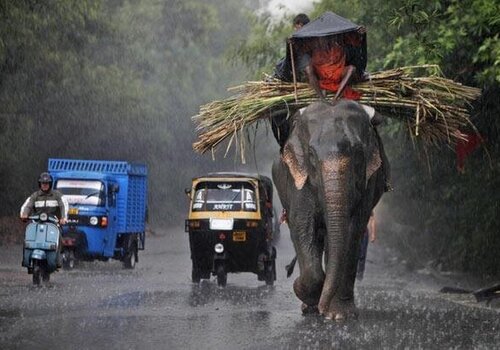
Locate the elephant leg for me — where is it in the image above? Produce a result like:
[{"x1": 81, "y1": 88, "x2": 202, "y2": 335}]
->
[
  {"x1": 273, "y1": 159, "x2": 324, "y2": 307},
  {"x1": 328, "y1": 213, "x2": 370, "y2": 320},
  {"x1": 288, "y1": 191, "x2": 325, "y2": 310}
]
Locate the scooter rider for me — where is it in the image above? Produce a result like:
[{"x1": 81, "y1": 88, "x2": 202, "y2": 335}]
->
[{"x1": 20, "y1": 172, "x2": 68, "y2": 267}]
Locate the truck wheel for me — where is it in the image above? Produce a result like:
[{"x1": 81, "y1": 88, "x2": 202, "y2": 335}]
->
[
  {"x1": 63, "y1": 250, "x2": 76, "y2": 270},
  {"x1": 123, "y1": 243, "x2": 137, "y2": 269},
  {"x1": 216, "y1": 265, "x2": 227, "y2": 287},
  {"x1": 33, "y1": 262, "x2": 41, "y2": 286}
]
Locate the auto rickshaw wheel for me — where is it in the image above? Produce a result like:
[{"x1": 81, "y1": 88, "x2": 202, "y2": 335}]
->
[
  {"x1": 192, "y1": 268, "x2": 201, "y2": 283},
  {"x1": 32, "y1": 262, "x2": 41, "y2": 286},
  {"x1": 216, "y1": 265, "x2": 227, "y2": 287},
  {"x1": 264, "y1": 260, "x2": 276, "y2": 286}
]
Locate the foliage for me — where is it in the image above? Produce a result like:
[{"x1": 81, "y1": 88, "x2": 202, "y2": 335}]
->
[
  {"x1": 385, "y1": 0, "x2": 500, "y2": 85},
  {"x1": 228, "y1": 10, "x2": 293, "y2": 78},
  {"x1": 379, "y1": 0, "x2": 500, "y2": 277}
]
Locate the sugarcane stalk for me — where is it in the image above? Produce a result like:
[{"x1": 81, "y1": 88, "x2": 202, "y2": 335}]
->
[{"x1": 192, "y1": 65, "x2": 481, "y2": 156}]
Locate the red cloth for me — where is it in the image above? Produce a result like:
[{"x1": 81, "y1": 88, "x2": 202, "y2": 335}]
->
[
  {"x1": 455, "y1": 133, "x2": 483, "y2": 172},
  {"x1": 311, "y1": 45, "x2": 361, "y2": 100}
]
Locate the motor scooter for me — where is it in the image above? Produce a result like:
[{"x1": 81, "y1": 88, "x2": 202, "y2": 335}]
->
[{"x1": 22, "y1": 213, "x2": 61, "y2": 285}]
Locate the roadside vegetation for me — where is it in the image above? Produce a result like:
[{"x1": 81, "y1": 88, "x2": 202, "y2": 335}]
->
[{"x1": 0, "y1": 0, "x2": 254, "y2": 232}]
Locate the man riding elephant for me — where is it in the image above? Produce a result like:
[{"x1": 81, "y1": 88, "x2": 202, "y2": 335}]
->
[{"x1": 291, "y1": 12, "x2": 392, "y2": 191}]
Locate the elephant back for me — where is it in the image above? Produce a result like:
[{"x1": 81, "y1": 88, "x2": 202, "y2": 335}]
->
[{"x1": 296, "y1": 100, "x2": 373, "y2": 152}]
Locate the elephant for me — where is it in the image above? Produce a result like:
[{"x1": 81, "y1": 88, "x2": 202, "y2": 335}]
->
[{"x1": 271, "y1": 99, "x2": 387, "y2": 320}]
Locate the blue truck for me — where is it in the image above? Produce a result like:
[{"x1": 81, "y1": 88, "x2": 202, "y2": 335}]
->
[{"x1": 48, "y1": 158, "x2": 148, "y2": 269}]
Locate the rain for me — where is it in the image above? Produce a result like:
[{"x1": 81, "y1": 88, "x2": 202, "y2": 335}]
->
[{"x1": 1, "y1": 0, "x2": 499, "y2": 349}]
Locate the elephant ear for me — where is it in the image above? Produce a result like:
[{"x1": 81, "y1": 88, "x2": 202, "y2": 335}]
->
[
  {"x1": 282, "y1": 129, "x2": 308, "y2": 190},
  {"x1": 365, "y1": 139, "x2": 382, "y2": 185}
]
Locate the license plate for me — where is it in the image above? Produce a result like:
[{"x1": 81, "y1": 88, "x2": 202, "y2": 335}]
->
[
  {"x1": 232, "y1": 231, "x2": 246, "y2": 242},
  {"x1": 68, "y1": 208, "x2": 79, "y2": 215},
  {"x1": 209, "y1": 218, "x2": 234, "y2": 230}
]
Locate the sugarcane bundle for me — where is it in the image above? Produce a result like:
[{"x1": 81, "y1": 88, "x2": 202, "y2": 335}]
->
[{"x1": 192, "y1": 65, "x2": 481, "y2": 159}]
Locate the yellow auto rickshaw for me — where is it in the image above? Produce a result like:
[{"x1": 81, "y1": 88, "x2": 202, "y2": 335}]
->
[{"x1": 185, "y1": 173, "x2": 277, "y2": 286}]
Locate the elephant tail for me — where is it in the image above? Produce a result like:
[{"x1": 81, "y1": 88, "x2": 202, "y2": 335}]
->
[{"x1": 286, "y1": 256, "x2": 297, "y2": 278}]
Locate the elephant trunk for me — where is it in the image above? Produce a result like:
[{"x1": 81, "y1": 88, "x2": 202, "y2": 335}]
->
[{"x1": 318, "y1": 156, "x2": 351, "y2": 315}]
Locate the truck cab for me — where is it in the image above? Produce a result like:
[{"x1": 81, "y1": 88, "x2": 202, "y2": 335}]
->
[{"x1": 49, "y1": 159, "x2": 148, "y2": 269}]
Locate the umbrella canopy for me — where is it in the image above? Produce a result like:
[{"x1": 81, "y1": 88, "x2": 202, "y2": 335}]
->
[
  {"x1": 273, "y1": 11, "x2": 366, "y2": 87},
  {"x1": 292, "y1": 11, "x2": 360, "y2": 39}
]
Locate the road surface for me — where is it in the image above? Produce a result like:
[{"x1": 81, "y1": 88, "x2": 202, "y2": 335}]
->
[{"x1": 0, "y1": 227, "x2": 498, "y2": 349}]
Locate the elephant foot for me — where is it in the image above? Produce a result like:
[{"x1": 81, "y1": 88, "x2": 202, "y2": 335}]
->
[
  {"x1": 321, "y1": 299, "x2": 358, "y2": 321},
  {"x1": 293, "y1": 277, "x2": 323, "y2": 307},
  {"x1": 301, "y1": 303, "x2": 319, "y2": 315}
]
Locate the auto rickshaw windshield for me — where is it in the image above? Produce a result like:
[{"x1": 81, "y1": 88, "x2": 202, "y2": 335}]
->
[{"x1": 192, "y1": 181, "x2": 257, "y2": 212}]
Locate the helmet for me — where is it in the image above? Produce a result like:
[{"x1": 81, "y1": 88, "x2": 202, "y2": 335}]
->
[{"x1": 38, "y1": 172, "x2": 53, "y2": 191}]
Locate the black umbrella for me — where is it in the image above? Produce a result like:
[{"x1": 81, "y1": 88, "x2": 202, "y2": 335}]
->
[{"x1": 292, "y1": 11, "x2": 360, "y2": 38}]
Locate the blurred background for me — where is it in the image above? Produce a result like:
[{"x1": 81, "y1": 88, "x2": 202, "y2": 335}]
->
[{"x1": 1, "y1": 0, "x2": 498, "y2": 277}]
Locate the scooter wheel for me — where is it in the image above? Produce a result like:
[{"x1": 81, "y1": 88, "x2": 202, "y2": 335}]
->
[
  {"x1": 32, "y1": 263, "x2": 41, "y2": 286},
  {"x1": 42, "y1": 269, "x2": 50, "y2": 282}
]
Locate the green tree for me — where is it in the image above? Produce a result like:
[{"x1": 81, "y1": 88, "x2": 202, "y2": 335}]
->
[{"x1": 0, "y1": 0, "x2": 253, "y2": 231}]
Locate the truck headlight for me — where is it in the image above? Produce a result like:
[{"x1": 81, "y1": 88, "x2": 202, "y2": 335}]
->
[
  {"x1": 89, "y1": 216, "x2": 99, "y2": 226},
  {"x1": 214, "y1": 243, "x2": 224, "y2": 254}
]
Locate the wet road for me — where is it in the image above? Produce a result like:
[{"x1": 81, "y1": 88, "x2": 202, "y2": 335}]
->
[{"x1": 0, "y1": 228, "x2": 498, "y2": 349}]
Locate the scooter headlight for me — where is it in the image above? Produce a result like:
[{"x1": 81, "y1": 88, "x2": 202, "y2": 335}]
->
[
  {"x1": 89, "y1": 216, "x2": 99, "y2": 226},
  {"x1": 40, "y1": 213, "x2": 48, "y2": 221},
  {"x1": 214, "y1": 243, "x2": 224, "y2": 254}
]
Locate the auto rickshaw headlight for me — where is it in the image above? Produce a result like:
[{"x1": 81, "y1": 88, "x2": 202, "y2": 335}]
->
[
  {"x1": 214, "y1": 243, "x2": 224, "y2": 254},
  {"x1": 89, "y1": 216, "x2": 99, "y2": 226}
]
